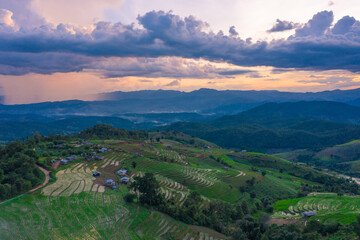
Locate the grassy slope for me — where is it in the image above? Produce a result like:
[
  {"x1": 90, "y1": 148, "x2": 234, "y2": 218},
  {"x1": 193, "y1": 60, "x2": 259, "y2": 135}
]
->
[
  {"x1": 0, "y1": 136, "x2": 342, "y2": 239},
  {"x1": 273, "y1": 194, "x2": 360, "y2": 224},
  {"x1": 275, "y1": 139, "x2": 360, "y2": 177}
]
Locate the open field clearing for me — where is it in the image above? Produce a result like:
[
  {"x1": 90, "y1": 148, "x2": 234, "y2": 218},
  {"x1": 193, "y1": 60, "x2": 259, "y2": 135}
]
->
[
  {"x1": 101, "y1": 153, "x2": 130, "y2": 168},
  {"x1": 155, "y1": 149, "x2": 189, "y2": 165},
  {"x1": 273, "y1": 194, "x2": 360, "y2": 224},
  {"x1": 41, "y1": 163, "x2": 106, "y2": 197}
]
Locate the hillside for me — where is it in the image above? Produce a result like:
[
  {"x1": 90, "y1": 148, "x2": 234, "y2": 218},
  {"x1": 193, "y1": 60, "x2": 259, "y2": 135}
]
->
[
  {"x1": 0, "y1": 116, "x2": 138, "y2": 142},
  {"x1": 276, "y1": 139, "x2": 360, "y2": 178},
  {"x1": 1, "y1": 126, "x2": 358, "y2": 239},
  {"x1": 167, "y1": 101, "x2": 360, "y2": 151}
]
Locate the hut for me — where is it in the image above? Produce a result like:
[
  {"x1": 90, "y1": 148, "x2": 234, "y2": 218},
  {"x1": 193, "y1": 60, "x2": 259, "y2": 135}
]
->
[
  {"x1": 302, "y1": 211, "x2": 316, "y2": 217},
  {"x1": 105, "y1": 179, "x2": 115, "y2": 187},
  {"x1": 117, "y1": 169, "x2": 128, "y2": 176},
  {"x1": 121, "y1": 177, "x2": 130, "y2": 185},
  {"x1": 60, "y1": 159, "x2": 69, "y2": 165},
  {"x1": 93, "y1": 171, "x2": 100, "y2": 177}
]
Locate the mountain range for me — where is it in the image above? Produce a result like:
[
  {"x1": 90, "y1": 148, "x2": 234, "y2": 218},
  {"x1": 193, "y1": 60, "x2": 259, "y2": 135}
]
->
[
  {"x1": 2, "y1": 88, "x2": 360, "y2": 117},
  {"x1": 2, "y1": 88, "x2": 360, "y2": 147}
]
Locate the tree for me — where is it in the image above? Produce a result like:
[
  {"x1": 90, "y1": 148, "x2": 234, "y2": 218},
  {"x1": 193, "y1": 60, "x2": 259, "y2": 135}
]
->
[
  {"x1": 353, "y1": 215, "x2": 360, "y2": 238},
  {"x1": 132, "y1": 161, "x2": 137, "y2": 169},
  {"x1": 129, "y1": 173, "x2": 164, "y2": 206},
  {"x1": 241, "y1": 201, "x2": 249, "y2": 215},
  {"x1": 123, "y1": 193, "x2": 137, "y2": 203}
]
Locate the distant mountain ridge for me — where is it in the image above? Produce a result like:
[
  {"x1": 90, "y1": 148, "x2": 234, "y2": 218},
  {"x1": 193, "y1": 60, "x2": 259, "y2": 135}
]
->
[
  {"x1": 166, "y1": 101, "x2": 360, "y2": 151},
  {"x1": 1, "y1": 88, "x2": 360, "y2": 117}
]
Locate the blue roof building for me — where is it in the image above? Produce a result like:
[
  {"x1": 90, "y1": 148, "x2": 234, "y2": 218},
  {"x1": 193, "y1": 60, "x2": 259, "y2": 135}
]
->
[
  {"x1": 302, "y1": 211, "x2": 316, "y2": 217},
  {"x1": 117, "y1": 169, "x2": 128, "y2": 175},
  {"x1": 105, "y1": 179, "x2": 115, "y2": 186}
]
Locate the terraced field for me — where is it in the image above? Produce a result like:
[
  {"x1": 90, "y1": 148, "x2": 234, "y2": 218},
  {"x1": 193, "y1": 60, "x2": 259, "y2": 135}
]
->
[
  {"x1": 41, "y1": 163, "x2": 106, "y2": 197},
  {"x1": 155, "y1": 149, "x2": 189, "y2": 165},
  {"x1": 0, "y1": 142, "x2": 229, "y2": 239},
  {"x1": 5, "y1": 136, "x2": 344, "y2": 239},
  {"x1": 273, "y1": 194, "x2": 360, "y2": 224}
]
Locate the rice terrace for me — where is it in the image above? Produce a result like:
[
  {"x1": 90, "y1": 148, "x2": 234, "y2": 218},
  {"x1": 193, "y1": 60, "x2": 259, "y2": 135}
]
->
[{"x1": 1, "y1": 126, "x2": 360, "y2": 239}]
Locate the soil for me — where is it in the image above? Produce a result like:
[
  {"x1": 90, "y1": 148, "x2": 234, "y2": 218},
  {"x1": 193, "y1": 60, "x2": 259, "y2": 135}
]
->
[
  {"x1": 266, "y1": 218, "x2": 298, "y2": 226},
  {"x1": 93, "y1": 164, "x2": 121, "y2": 187},
  {"x1": 52, "y1": 161, "x2": 60, "y2": 169}
]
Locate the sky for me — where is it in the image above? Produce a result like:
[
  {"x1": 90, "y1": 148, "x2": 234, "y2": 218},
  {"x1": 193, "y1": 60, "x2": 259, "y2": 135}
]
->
[{"x1": 0, "y1": 0, "x2": 359, "y2": 104}]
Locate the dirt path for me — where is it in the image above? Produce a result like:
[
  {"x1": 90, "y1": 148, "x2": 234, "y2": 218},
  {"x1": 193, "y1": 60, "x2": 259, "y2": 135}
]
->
[{"x1": 0, "y1": 165, "x2": 50, "y2": 205}]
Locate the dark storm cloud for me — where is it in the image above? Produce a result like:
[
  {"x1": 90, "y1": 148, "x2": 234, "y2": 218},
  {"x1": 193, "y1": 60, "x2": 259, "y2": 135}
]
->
[
  {"x1": 218, "y1": 70, "x2": 253, "y2": 75},
  {"x1": 267, "y1": 19, "x2": 301, "y2": 32},
  {"x1": 0, "y1": 10, "x2": 360, "y2": 76},
  {"x1": 229, "y1": 26, "x2": 238, "y2": 36}
]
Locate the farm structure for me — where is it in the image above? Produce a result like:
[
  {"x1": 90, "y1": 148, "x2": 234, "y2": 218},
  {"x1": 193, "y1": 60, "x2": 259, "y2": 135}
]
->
[{"x1": 302, "y1": 211, "x2": 316, "y2": 217}]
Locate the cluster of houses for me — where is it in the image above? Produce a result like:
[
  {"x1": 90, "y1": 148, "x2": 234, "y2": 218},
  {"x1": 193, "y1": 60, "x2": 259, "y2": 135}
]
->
[
  {"x1": 105, "y1": 179, "x2": 116, "y2": 190},
  {"x1": 51, "y1": 155, "x2": 78, "y2": 165},
  {"x1": 117, "y1": 169, "x2": 130, "y2": 185},
  {"x1": 86, "y1": 152, "x2": 105, "y2": 162},
  {"x1": 92, "y1": 168, "x2": 131, "y2": 191}
]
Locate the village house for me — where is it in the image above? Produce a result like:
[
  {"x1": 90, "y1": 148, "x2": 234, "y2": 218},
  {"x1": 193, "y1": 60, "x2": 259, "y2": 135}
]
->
[
  {"x1": 105, "y1": 179, "x2": 116, "y2": 190},
  {"x1": 117, "y1": 169, "x2": 128, "y2": 176},
  {"x1": 117, "y1": 169, "x2": 127, "y2": 176},
  {"x1": 66, "y1": 155, "x2": 77, "y2": 161},
  {"x1": 302, "y1": 211, "x2": 316, "y2": 217},
  {"x1": 60, "y1": 159, "x2": 69, "y2": 165},
  {"x1": 99, "y1": 147, "x2": 109, "y2": 153},
  {"x1": 121, "y1": 177, "x2": 130, "y2": 185},
  {"x1": 95, "y1": 155, "x2": 104, "y2": 161}
]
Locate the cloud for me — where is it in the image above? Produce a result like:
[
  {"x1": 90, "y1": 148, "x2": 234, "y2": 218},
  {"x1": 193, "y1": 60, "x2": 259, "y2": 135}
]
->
[
  {"x1": 229, "y1": 26, "x2": 238, "y2": 36},
  {"x1": 0, "y1": 9, "x2": 14, "y2": 27},
  {"x1": 0, "y1": 52, "x2": 93, "y2": 75},
  {"x1": 246, "y1": 73, "x2": 265, "y2": 78},
  {"x1": 88, "y1": 57, "x2": 254, "y2": 79},
  {"x1": 295, "y1": 10, "x2": 333, "y2": 37},
  {"x1": 0, "y1": 10, "x2": 360, "y2": 77},
  {"x1": 0, "y1": 0, "x2": 45, "y2": 28},
  {"x1": 332, "y1": 16, "x2": 357, "y2": 34},
  {"x1": 218, "y1": 69, "x2": 253, "y2": 76},
  {"x1": 164, "y1": 79, "x2": 181, "y2": 87},
  {"x1": 297, "y1": 76, "x2": 357, "y2": 88},
  {"x1": 267, "y1": 19, "x2": 301, "y2": 32}
]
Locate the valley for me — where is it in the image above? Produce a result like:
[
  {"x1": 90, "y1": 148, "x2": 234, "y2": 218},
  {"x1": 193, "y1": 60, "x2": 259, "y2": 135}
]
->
[{"x1": 1, "y1": 126, "x2": 359, "y2": 239}]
